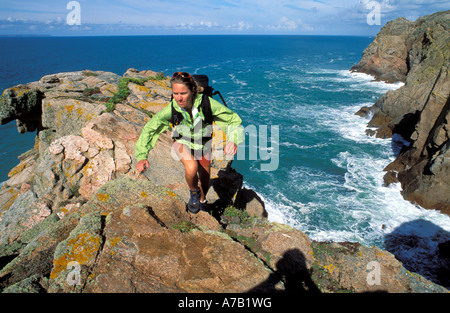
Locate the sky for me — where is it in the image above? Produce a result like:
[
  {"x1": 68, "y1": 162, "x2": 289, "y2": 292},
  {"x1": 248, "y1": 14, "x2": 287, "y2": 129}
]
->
[{"x1": 0, "y1": 0, "x2": 448, "y2": 36}]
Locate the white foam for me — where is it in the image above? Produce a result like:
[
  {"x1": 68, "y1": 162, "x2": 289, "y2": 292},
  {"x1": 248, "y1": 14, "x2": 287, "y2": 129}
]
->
[
  {"x1": 323, "y1": 104, "x2": 388, "y2": 146},
  {"x1": 288, "y1": 166, "x2": 341, "y2": 192},
  {"x1": 343, "y1": 70, "x2": 405, "y2": 91},
  {"x1": 304, "y1": 69, "x2": 405, "y2": 93},
  {"x1": 325, "y1": 143, "x2": 450, "y2": 246},
  {"x1": 266, "y1": 95, "x2": 448, "y2": 251},
  {"x1": 251, "y1": 138, "x2": 450, "y2": 249},
  {"x1": 280, "y1": 141, "x2": 329, "y2": 150},
  {"x1": 320, "y1": 71, "x2": 450, "y2": 240},
  {"x1": 241, "y1": 182, "x2": 290, "y2": 225},
  {"x1": 228, "y1": 73, "x2": 247, "y2": 86},
  {"x1": 240, "y1": 65, "x2": 450, "y2": 260}
]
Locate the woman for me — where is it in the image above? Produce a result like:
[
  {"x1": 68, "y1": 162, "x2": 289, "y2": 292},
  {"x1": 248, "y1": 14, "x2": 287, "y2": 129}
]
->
[{"x1": 135, "y1": 72, "x2": 244, "y2": 213}]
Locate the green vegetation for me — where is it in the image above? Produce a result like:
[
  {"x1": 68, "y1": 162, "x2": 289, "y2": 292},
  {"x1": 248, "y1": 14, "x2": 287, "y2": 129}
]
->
[
  {"x1": 69, "y1": 184, "x2": 81, "y2": 198},
  {"x1": 223, "y1": 205, "x2": 254, "y2": 225},
  {"x1": 105, "y1": 73, "x2": 166, "y2": 112},
  {"x1": 82, "y1": 70, "x2": 99, "y2": 77},
  {"x1": 82, "y1": 87, "x2": 101, "y2": 97},
  {"x1": 171, "y1": 220, "x2": 199, "y2": 233}
]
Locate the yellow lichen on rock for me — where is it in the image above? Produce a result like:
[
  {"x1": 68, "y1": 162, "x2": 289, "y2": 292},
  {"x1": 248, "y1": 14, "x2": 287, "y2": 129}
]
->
[
  {"x1": 95, "y1": 193, "x2": 110, "y2": 202},
  {"x1": 108, "y1": 236, "x2": 122, "y2": 255},
  {"x1": 65, "y1": 104, "x2": 74, "y2": 114},
  {"x1": 50, "y1": 232, "x2": 102, "y2": 280},
  {"x1": 166, "y1": 190, "x2": 177, "y2": 198},
  {"x1": 7, "y1": 162, "x2": 29, "y2": 178},
  {"x1": 323, "y1": 263, "x2": 336, "y2": 274}
]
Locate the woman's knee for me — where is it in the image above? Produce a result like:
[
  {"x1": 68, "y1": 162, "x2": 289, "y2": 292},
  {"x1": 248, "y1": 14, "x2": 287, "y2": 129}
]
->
[{"x1": 183, "y1": 160, "x2": 198, "y2": 176}]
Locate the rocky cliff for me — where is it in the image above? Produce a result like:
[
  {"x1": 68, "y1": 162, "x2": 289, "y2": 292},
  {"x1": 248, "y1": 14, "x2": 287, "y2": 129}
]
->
[
  {"x1": 0, "y1": 68, "x2": 447, "y2": 293},
  {"x1": 351, "y1": 10, "x2": 450, "y2": 214}
]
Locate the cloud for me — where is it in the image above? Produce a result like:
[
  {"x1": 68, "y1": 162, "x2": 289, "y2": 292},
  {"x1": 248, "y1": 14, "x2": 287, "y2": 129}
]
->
[
  {"x1": 264, "y1": 16, "x2": 314, "y2": 32},
  {"x1": 0, "y1": 0, "x2": 447, "y2": 36},
  {"x1": 277, "y1": 17, "x2": 299, "y2": 30},
  {"x1": 226, "y1": 21, "x2": 252, "y2": 32},
  {"x1": 45, "y1": 17, "x2": 64, "y2": 25},
  {"x1": 175, "y1": 21, "x2": 219, "y2": 30}
]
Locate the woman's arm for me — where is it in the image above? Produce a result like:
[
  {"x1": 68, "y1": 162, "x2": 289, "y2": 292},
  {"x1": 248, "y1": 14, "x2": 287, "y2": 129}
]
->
[
  {"x1": 209, "y1": 97, "x2": 244, "y2": 150},
  {"x1": 135, "y1": 105, "x2": 172, "y2": 164}
]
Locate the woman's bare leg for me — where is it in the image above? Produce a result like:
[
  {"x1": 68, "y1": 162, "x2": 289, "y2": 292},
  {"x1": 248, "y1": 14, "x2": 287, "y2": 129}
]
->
[
  {"x1": 175, "y1": 143, "x2": 199, "y2": 191},
  {"x1": 197, "y1": 160, "x2": 210, "y2": 203}
]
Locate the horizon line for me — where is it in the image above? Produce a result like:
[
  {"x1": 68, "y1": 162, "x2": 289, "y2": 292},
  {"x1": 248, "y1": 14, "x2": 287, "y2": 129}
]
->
[{"x1": 0, "y1": 33, "x2": 376, "y2": 38}]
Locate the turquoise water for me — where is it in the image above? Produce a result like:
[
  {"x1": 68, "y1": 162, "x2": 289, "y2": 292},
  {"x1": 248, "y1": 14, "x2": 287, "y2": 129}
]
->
[{"x1": 1, "y1": 36, "x2": 450, "y2": 284}]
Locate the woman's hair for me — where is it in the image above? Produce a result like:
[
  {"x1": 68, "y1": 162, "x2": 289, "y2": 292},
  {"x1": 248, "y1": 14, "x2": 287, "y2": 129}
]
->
[{"x1": 170, "y1": 73, "x2": 204, "y2": 99}]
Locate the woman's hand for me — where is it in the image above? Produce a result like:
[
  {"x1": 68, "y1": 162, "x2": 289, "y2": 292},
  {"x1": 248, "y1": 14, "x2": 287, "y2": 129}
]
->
[
  {"x1": 224, "y1": 141, "x2": 237, "y2": 156},
  {"x1": 137, "y1": 159, "x2": 149, "y2": 173}
]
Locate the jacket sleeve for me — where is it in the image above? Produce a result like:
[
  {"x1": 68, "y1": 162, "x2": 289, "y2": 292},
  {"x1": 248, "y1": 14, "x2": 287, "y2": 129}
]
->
[
  {"x1": 209, "y1": 97, "x2": 244, "y2": 146},
  {"x1": 135, "y1": 105, "x2": 171, "y2": 162}
]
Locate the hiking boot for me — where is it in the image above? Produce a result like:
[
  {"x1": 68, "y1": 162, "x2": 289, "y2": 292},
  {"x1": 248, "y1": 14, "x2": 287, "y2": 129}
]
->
[{"x1": 187, "y1": 189, "x2": 201, "y2": 213}]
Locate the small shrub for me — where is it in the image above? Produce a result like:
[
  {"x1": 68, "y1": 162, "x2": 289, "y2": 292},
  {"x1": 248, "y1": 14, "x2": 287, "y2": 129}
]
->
[
  {"x1": 104, "y1": 73, "x2": 166, "y2": 112},
  {"x1": 171, "y1": 221, "x2": 199, "y2": 233},
  {"x1": 223, "y1": 206, "x2": 253, "y2": 225}
]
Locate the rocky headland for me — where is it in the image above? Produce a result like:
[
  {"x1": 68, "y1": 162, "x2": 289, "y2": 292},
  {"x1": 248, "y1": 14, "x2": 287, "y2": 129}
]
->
[
  {"x1": 0, "y1": 62, "x2": 448, "y2": 293},
  {"x1": 351, "y1": 10, "x2": 450, "y2": 215}
]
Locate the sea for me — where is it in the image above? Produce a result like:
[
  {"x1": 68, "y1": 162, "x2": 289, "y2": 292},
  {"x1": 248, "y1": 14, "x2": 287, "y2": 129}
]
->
[{"x1": 1, "y1": 35, "x2": 449, "y2": 287}]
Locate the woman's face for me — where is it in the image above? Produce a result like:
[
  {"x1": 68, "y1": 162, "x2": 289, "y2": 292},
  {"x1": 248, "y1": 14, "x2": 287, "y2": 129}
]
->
[{"x1": 172, "y1": 83, "x2": 193, "y2": 110}]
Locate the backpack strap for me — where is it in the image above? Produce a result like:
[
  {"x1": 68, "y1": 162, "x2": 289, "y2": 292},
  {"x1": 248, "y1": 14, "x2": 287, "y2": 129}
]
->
[
  {"x1": 170, "y1": 97, "x2": 184, "y2": 140},
  {"x1": 170, "y1": 95, "x2": 212, "y2": 141},
  {"x1": 170, "y1": 98, "x2": 184, "y2": 127},
  {"x1": 171, "y1": 94, "x2": 213, "y2": 126},
  {"x1": 201, "y1": 93, "x2": 213, "y2": 126}
]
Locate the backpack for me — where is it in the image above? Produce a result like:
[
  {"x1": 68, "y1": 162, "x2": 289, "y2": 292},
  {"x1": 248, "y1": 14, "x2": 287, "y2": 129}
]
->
[{"x1": 170, "y1": 75, "x2": 227, "y2": 127}]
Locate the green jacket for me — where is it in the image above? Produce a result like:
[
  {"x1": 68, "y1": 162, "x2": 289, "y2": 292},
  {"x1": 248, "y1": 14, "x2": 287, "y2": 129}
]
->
[{"x1": 135, "y1": 94, "x2": 244, "y2": 162}]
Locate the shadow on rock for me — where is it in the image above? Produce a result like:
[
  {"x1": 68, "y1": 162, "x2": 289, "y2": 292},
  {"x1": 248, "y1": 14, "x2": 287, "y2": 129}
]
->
[
  {"x1": 235, "y1": 187, "x2": 267, "y2": 218},
  {"x1": 208, "y1": 166, "x2": 243, "y2": 217},
  {"x1": 385, "y1": 219, "x2": 450, "y2": 289},
  {"x1": 247, "y1": 248, "x2": 320, "y2": 293}
]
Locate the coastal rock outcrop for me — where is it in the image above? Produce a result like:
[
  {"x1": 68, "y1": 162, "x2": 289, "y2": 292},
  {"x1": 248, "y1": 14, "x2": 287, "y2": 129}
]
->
[
  {"x1": 351, "y1": 16, "x2": 414, "y2": 84},
  {"x1": 0, "y1": 69, "x2": 447, "y2": 293},
  {"x1": 352, "y1": 10, "x2": 450, "y2": 214}
]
